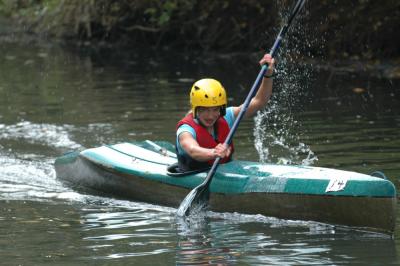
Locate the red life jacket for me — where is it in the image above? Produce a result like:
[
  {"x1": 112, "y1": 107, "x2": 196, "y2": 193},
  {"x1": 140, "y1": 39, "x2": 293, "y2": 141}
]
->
[{"x1": 176, "y1": 113, "x2": 234, "y2": 171}]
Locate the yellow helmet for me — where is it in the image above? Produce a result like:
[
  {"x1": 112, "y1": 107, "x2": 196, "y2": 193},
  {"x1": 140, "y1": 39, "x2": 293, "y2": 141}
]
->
[{"x1": 190, "y1": 78, "x2": 227, "y2": 117}]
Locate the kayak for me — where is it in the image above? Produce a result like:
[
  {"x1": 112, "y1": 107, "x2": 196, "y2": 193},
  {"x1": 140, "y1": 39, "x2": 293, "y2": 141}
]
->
[{"x1": 54, "y1": 140, "x2": 397, "y2": 235}]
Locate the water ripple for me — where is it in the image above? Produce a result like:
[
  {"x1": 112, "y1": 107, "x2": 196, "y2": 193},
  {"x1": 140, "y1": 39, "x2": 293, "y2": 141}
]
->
[{"x1": 0, "y1": 121, "x2": 81, "y2": 149}]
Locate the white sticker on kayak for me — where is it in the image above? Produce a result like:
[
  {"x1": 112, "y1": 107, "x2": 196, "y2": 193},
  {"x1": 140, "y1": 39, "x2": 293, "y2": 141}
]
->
[{"x1": 325, "y1": 177, "x2": 348, "y2": 192}]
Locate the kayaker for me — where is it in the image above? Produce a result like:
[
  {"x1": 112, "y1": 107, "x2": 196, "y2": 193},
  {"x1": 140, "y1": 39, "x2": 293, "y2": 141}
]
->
[{"x1": 175, "y1": 53, "x2": 275, "y2": 172}]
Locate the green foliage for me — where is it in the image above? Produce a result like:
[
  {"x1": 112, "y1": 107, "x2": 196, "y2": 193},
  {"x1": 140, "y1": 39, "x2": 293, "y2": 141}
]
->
[{"x1": 1, "y1": 0, "x2": 399, "y2": 59}]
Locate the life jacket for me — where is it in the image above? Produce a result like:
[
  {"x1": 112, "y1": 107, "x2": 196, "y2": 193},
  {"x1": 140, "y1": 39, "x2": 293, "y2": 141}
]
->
[{"x1": 176, "y1": 113, "x2": 234, "y2": 172}]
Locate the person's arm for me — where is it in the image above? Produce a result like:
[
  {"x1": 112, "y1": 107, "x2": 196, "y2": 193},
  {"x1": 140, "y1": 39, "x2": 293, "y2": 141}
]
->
[
  {"x1": 232, "y1": 53, "x2": 275, "y2": 118},
  {"x1": 179, "y1": 132, "x2": 231, "y2": 161}
]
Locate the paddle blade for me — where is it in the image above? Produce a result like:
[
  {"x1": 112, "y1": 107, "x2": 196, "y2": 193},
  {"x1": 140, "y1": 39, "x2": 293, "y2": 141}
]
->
[
  {"x1": 177, "y1": 188, "x2": 197, "y2": 216},
  {"x1": 177, "y1": 185, "x2": 209, "y2": 217}
]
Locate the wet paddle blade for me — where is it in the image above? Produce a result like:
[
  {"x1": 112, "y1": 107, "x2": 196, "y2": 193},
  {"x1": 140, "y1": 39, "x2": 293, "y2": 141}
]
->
[
  {"x1": 177, "y1": 159, "x2": 217, "y2": 217},
  {"x1": 177, "y1": 187, "x2": 198, "y2": 216},
  {"x1": 177, "y1": 184, "x2": 209, "y2": 217}
]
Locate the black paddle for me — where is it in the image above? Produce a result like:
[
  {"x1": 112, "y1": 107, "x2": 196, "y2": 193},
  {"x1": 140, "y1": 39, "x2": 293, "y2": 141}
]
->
[{"x1": 177, "y1": 0, "x2": 306, "y2": 217}]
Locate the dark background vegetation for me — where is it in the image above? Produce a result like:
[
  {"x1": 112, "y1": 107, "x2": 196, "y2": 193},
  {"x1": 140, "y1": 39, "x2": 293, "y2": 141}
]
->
[{"x1": 0, "y1": 0, "x2": 399, "y2": 62}]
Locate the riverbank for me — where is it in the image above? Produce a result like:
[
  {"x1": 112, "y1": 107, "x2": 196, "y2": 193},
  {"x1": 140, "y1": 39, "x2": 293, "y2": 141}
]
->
[
  {"x1": 2, "y1": 1, "x2": 399, "y2": 59},
  {"x1": 1, "y1": 13, "x2": 399, "y2": 80}
]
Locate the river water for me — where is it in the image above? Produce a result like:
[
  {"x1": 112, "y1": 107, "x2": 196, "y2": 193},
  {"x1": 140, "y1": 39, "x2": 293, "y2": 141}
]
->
[{"x1": 0, "y1": 38, "x2": 399, "y2": 265}]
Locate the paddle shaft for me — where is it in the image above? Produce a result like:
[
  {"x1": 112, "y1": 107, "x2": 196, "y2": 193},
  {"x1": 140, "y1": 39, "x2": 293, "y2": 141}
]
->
[
  {"x1": 201, "y1": 0, "x2": 306, "y2": 190},
  {"x1": 178, "y1": 0, "x2": 306, "y2": 216}
]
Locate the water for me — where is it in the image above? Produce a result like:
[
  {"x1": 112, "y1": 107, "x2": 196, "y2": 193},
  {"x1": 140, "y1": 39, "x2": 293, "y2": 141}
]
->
[{"x1": 1, "y1": 38, "x2": 400, "y2": 265}]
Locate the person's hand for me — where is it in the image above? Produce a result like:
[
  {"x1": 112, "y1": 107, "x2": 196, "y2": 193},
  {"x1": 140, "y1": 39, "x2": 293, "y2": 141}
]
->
[
  {"x1": 213, "y1": 143, "x2": 231, "y2": 159},
  {"x1": 259, "y1": 53, "x2": 275, "y2": 77}
]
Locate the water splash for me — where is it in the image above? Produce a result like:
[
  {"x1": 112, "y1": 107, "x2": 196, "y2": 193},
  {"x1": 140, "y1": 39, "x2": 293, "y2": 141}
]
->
[{"x1": 254, "y1": 2, "x2": 317, "y2": 166}]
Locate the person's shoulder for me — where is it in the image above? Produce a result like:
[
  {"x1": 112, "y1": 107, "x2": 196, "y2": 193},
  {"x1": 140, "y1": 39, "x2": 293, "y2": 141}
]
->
[
  {"x1": 224, "y1": 106, "x2": 236, "y2": 127},
  {"x1": 177, "y1": 124, "x2": 196, "y2": 137},
  {"x1": 226, "y1": 106, "x2": 234, "y2": 113}
]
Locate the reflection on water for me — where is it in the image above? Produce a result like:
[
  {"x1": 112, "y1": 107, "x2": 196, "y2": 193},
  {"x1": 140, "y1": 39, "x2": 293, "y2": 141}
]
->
[
  {"x1": 2, "y1": 198, "x2": 396, "y2": 265},
  {"x1": 81, "y1": 206, "x2": 176, "y2": 261},
  {"x1": 175, "y1": 212, "x2": 396, "y2": 265},
  {"x1": 0, "y1": 38, "x2": 399, "y2": 265},
  {"x1": 176, "y1": 216, "x2": 242, "y2": 265}
]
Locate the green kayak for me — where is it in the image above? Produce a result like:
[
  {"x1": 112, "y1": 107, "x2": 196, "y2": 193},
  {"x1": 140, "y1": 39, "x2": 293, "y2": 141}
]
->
[{"x1": 54, "y1": 140, "x2": 396, "y2": 235}]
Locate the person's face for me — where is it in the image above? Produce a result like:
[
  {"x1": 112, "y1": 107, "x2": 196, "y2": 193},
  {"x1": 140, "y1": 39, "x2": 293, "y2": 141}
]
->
[{"x1": 196, "y1": 106, "x2": 221, "y2": 128}]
